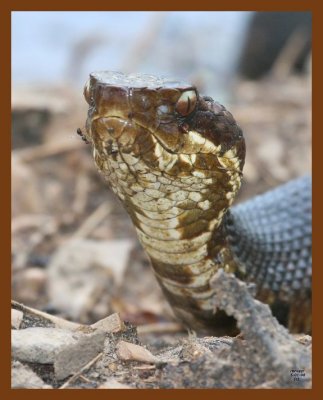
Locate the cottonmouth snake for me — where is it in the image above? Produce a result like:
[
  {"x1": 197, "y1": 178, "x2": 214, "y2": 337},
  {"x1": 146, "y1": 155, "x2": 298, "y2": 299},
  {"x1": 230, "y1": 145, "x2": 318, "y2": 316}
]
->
[{"x1": 81, "y1": 71, "x2": 312, "y2": 334}]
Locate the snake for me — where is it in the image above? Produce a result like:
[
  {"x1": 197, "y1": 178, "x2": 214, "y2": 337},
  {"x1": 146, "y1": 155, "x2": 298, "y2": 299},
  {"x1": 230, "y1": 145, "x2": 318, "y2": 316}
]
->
[{"x1": 81, "y1": 71, "x2": 312, "y2": 335}]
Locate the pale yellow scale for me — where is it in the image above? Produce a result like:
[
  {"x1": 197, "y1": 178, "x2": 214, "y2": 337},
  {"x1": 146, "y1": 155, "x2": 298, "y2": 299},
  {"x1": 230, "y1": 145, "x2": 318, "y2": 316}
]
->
[{"x1": 93, "y1": 116, "x2": 241, "y2": 313}]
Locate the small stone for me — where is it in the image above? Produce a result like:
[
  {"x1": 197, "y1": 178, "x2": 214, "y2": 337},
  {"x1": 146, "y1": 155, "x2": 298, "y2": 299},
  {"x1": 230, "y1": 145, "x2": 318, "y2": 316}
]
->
[
  {"x1": 11, "y1": 309, "x2": 23, "y2": 329},
  {"x1": 54, "y1": 330, "x2": 105, "y2": 380},
  {"x1": 295, "y1": 335, "x2": 312, "y2": 347},
  {"x1": 91, "y1": 313, "x2": 125, "y2": 333},
  {"x1": 11, "y1": 360, "x2": 52, "y2": 389},
  {"x1": 116, "y1": 341, "x2": 157, "y2": 364},
  {"x1": 12, "y1": 327, "x2": 105, "y2": 380},
  {"x1": 98, "y1": 378, "x2": 132, "y2": 389},
  {"x1": 11, "y1": 326, "x2": 106, "y2": 380},
  {"x1": 12, "y1": 327, "x2": 80, "y2": 364}
]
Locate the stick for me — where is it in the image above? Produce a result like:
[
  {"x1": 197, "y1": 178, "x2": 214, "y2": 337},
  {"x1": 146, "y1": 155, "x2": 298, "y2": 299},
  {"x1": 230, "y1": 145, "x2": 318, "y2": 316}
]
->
[{"x1": 59, "y1": 352, "x2": 103, "y2": 389}]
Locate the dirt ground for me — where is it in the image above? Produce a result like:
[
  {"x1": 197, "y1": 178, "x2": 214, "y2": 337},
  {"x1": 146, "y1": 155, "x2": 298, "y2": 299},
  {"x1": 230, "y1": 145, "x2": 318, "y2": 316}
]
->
[{"x1": 11, "y1": 74, "x2": 312, "y2": 389}]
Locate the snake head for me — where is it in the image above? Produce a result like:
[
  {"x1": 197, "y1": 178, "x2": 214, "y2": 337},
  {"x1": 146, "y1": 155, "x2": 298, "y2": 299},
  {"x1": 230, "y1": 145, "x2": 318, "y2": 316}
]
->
[{"x1": 83, "y1": 71, "x2": 245, "y2": 178}]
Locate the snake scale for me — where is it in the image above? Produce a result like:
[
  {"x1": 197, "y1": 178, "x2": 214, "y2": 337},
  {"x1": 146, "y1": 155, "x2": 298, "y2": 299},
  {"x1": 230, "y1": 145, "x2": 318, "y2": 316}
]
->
[{"x1": 81, "y1": 71, "x2": 312, "y2": 334}]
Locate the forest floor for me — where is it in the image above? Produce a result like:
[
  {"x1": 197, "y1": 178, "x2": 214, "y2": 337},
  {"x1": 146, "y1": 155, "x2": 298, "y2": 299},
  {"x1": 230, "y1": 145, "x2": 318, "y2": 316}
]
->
[{"x1": 11, "y1": 74, "x2": 311, "y2": 389}]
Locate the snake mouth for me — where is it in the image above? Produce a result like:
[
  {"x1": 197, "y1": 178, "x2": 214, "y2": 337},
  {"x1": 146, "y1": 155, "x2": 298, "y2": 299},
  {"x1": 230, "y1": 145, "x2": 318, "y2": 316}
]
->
[
  {"x1": 89, "y1": 112, "x2": 180, "y2": 155},
  {"x1": 87, "y1": 112, "x2": 245, "y2": 181}
]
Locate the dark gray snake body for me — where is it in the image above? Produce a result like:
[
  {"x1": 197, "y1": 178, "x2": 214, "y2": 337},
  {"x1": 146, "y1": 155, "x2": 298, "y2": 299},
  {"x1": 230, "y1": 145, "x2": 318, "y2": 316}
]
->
[
  {"x1": 226, "y1": 176, "x2": 311, "y2": 332},
  {"x1": 81, "y1": 71, "x2": 312, "y2": 334}
]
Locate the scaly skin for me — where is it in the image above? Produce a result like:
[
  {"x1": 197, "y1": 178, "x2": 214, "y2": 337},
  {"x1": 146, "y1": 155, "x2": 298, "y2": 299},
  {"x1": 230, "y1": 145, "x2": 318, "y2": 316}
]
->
[{"x1": 82, "y1": 71, "x2": 311, "y2": 334}]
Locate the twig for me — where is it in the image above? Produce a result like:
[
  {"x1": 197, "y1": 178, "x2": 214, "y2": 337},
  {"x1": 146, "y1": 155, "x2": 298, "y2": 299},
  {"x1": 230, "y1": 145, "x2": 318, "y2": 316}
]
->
[
  {"x1": 15, "y1": 137, "x2": 84, "y2": 163},
  {"x1": 137, "y1": 322, "x2": 184, "y2": 335},
  {"x1": 11, "y1": 300, "x2": 82, "y2": 330},
  {"x1": 59, "y1": 352, "x2": 103, "y2": 389},
  {"x1": 271, "y1": 27, "x2": 310, "y2": 79},
  {"x1": 72, "y1": 202, "x2": 112, "y2": 239},
  {"x1": 78, "y1": 374, "x2": 93, "y2": 384}
]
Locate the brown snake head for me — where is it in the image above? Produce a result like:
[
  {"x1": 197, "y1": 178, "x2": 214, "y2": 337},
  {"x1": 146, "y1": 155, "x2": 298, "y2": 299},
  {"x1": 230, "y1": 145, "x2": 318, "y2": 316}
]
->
[
  {"x1": 83, "y1": 71, "x2": 245, "y2": 167},
  {"x1": 83, "y1": 71, "x2": 246, "y2": 333}
]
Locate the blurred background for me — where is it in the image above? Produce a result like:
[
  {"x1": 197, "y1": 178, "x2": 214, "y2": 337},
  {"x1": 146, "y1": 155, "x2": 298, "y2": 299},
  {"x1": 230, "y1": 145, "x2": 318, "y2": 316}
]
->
[{"x1": 11, "y1": 11, "x2": 312, "y2": 334}]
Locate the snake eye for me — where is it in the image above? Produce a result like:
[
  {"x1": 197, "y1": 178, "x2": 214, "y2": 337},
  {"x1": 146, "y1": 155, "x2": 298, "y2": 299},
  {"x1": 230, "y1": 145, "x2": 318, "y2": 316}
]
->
[{"x1": 175, "y1": 90, "x2": 197, "y2": 116}]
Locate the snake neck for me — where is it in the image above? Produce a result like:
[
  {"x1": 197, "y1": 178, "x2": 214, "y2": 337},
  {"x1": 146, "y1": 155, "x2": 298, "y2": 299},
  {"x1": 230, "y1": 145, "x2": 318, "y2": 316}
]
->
[
  {"x1": 89, "y1": 117, "x2": 244, "y2": 332},
  {"x1": 106, "y1": 156, "x2": 244, "y2": 331}
]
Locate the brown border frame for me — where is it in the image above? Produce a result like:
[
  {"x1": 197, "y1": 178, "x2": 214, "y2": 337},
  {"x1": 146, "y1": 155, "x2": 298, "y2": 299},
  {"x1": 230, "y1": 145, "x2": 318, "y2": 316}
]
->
[{"x1": 3, "y1": 1, "x2": 319, "y2": 399}]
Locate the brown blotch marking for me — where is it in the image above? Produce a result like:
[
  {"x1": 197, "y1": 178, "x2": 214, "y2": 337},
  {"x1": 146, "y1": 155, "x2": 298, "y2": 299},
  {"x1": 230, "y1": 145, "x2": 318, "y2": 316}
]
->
[
  {"x1": 141, "y1": 147, "x2": 161, "y2": 167},
  {"x1": 178, "y1": 219, "x2": 210, "y2": 239},
  {"x1": 177, "y1": 208, "x2": 218, "y2": 227},
  {"x1": 151, "y1": 259, "x2": 195, "y2": 284},
  {"x1": 171, "y1": 209, "x2": 202, "y2": 227},
  {"x1": 166, "y1": 157, "x2": 193, "y2": 176},
  {"x1": 93, "y1": 117, "x2": 123, "y2": 141},
  {"x1": 117, "y1": 124, "x2": 138, "y2": 149},
  {"x1": 132, "y1": 131, "x2": 155, "y2": 156},
  {"x1": 157, "y1": 279, "x2": 209, "y2": 312},
  {"x1": 176, "y1": 199, "x2": 200, "y2": 210},
  {"x1": 152, "y1": 123, "x2": 182, "y2": 150},
  {"x1": 158, "y1": 280, "x2": 239, "y2": 335},
  {"x1": 194, "y1": 153, "x2": 223, "y2": 171},
  {"x1": 206, "y1": 192, "x2": 227, "y2": 205},
  {"x1": 207, "y1": 224, "x2": 231, "y2": 259},
  {"x1": 194, "y1": 168, "x2": 225, "y2": 178}
]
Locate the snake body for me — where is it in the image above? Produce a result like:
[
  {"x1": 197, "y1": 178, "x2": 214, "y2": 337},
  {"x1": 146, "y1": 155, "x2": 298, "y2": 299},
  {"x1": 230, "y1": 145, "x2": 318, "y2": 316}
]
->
[{"x1": 82, "y1": 71, "x2": 312, "y2": 334}]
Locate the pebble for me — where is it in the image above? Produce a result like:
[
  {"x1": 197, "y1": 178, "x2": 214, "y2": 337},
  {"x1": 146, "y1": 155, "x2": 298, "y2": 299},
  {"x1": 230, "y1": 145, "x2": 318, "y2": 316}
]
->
[
  {"x1": 12, "y1": 326, "x2": 106, "y2": 380},
  {"x1": 11, "y1": 360, "x2": 52, "y2": 389},
  {"x1": 116, "y1": 341, "x2": 157, "y2": 364},
  {"x1": 11, "y1": 309, "x2": 23, "y2": 329},
  {"x1": 98, "y1": 378, "x2": 133, "y2": 389},
  {"x1": 91, "y1": 313, "x2": 125, "y2": 333},
  {"x1": 12, "y1": 327, "x2": 80, "y2": 364}
]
